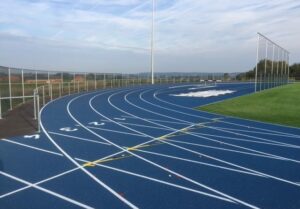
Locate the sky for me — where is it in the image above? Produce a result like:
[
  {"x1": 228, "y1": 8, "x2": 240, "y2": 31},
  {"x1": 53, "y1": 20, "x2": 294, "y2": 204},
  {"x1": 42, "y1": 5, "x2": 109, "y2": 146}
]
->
[{"x1": 0, "y1": 0, "x2": 299, "y2": 73}]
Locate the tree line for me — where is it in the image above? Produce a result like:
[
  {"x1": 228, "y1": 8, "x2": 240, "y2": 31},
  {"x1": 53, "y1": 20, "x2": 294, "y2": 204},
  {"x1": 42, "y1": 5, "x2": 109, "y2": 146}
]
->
[{"x1": 237, "y1": 63, "x2": 300, "y2": 81}]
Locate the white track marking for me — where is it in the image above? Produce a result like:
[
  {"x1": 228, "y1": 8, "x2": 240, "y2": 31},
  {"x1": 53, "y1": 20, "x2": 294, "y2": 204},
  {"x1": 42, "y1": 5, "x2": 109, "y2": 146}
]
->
[
  {"x1": 133, "y1": 149, "x2": 264, "y2": 177},
  {"x1": 107, "y1": 88, "x2": 300, "y2": 187},
  {"x1": 75, "y1": 158, "x2": 235, "y2": 204},
  {"x1": 125, "y1": 89, "x2": 300, "y2": 163},
  {"x1": 48, "y1": 132, "x2": 111, "y2": 146},
  {"x1": 189, "y1": 131, "x2": 300, "y2": 149},
  {"x1": 154, "y1": 88, "x2": 300, "y2": 134},
  {"x1": 214, "y1": 127, "x2": 300, "y2": 139},
  {"x1": 135, "y1": 89, "x2": 300, "y2": 163},
  {"x1": 86, "y1": 126, "x2": 148, "y2": 138},
  {"x1": 1, "y1": 138, "x2": 63, "y2": 157},
  {"x1": 88, "y1": 90, "x2": 261, "y2": 209},
  {"x1": 0, "y1": 167, "x2": 78, "y2": 199},
  {"x1": 165, "y1": 139, "x2": 284, "y2": 160},
  {"x1": 121, "y1": 115, "x2": 190, "y2": 125},
  {"x1": 24, "y1": 134, "x2": 40, "y2": 140},
  {"x1": 88, "y1": 122, "x2": 105, "y2": 126},
  {"x1": 3, "y1": 90, "x2": 197, "y2": 200},
  {"x1": 41, "y1": 92, "x2": 139, "y2": 209},
  {"x1": 100, "y1": 120, "x2": 173, "y2": 131},
  {"x1": 114, "y1": 117, "x2": 126, "y2": 121},
  {"x1": 60, "y1": 127, "x2": 78, "y2": 132},
  {"x1": 0, "y1": 171, "x2": 94, "y2": 209},
  {"x1": 143, "y1": 89, "x2": 300, "y2": 148},
  {"x1": 205, "y1": 126, "x2": 300, "y2": 150}
]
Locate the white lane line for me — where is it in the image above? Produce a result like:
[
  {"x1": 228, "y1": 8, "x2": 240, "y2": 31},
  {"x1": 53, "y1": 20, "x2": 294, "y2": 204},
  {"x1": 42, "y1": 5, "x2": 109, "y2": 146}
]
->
[
  {"x1": 127, "y1": 90, "x2": 299, "y2": 161},
  {"x1": 90, "y1": 90, "x2": 260, "y2": 209},
  {"x1": 132, "y1": 149, "x2": 264, "y2": 177},
  {"x1": 165, "y1": 139, "x2": 283, "y2": 160},
  {"x1": 1, "y1": 138, "x2": 63, "y2": 157},
  {"x1": 189, "y1": 131, "x2": 300, "y2": 149},
  {"x1": 41, "y1": 91, "x2": 139, "y2": 209},
  {"x1": 215, "y1": 120, "x2": 300, "y2": 139},
  {"x1": 48, "y1": 132, "x2": 111, "y2": 146},
  {"x1": 144, "y1": 89, "x2": 300, "y2": 149},
  {"x1": 2, "y1": 91, "x2": 193, "y2": 200},
  {"x1": 154, "y1": 88, "x2": 300, "y2": 134},
  {"x1": 217, "y1": 127, "x2": 300, "y2": 139},
  {"x1": 0, "y1": 167, "x2": 78, "y2": 199},
  {"x1": 111, "y1": 88, "x2": 300, "y2": 187},
  {"x1": 136, "y1": 89, "x2": 300, "y2": 163},
  {"x1": 100, "y1": 120, "x2": 173, "y2": 131},
  {"x1": 86, "y1": 126, "x2": 148, "y2": 138},
  {"x1": 205, "y1": 126, "x2": 300, "y2": 150},
  {"x1": 0, "y1": 171, "x2": 94, "y2": 209},
  {"x1": 121, "y1": 115, "x2": 190, "y2": 125},
  {"x1": 75, "y1": 158, "x2": 235, "y2": 204}
]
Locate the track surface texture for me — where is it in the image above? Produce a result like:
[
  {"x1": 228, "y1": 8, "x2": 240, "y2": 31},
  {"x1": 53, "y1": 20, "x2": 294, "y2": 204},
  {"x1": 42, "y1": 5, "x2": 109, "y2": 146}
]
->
[{"x1": 1, "y1": 82, "x2": 300, "y2": 209}]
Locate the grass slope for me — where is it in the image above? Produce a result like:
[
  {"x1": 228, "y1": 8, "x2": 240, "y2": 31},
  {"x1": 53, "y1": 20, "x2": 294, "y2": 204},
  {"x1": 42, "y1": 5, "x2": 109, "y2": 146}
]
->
[{"x1": 198, "y1": 83, "x2": 300, "y2": 128}]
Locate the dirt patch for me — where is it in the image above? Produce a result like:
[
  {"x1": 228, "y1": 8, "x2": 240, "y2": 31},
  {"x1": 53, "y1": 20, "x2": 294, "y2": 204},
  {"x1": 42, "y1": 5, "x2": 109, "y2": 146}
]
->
[{"x1": 0, "y1": 101, "x2": 37, "y2": 139}]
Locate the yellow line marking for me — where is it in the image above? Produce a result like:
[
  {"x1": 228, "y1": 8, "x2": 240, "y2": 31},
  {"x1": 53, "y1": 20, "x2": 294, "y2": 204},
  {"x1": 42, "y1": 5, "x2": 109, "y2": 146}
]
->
[
  {"x1": 83, "y1": 155, "x2": 131, "y2": 167},
  {"x1": 83, "y1": 124, "x2": 198, "y2": 167}
]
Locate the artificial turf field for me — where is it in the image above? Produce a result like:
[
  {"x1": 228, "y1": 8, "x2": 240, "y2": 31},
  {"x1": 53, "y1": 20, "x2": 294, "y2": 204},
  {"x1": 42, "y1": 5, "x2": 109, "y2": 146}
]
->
[
  {"x1": 199, "y1": 83, "x2": 300, "y2": 128},
  {"x1": 1, "y1": 82, "x2": 300, "y2": 209}
]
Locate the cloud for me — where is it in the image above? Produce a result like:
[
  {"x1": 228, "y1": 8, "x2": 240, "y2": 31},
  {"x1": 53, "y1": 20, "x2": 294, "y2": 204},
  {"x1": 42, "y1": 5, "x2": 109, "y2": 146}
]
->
[{"x1": 0, "y1": 0, "x2": 299, "y2": 72}]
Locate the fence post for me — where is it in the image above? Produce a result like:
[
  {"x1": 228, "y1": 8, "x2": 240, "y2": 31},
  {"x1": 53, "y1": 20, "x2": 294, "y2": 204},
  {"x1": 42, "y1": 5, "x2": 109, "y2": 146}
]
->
[
  {"x1": 22, "y1": 69, "x2": 25, "y2": 103},
  {"x1": 94, "y1": 73, "x2": 97, "y2": 90},
  {"x1": 59, "y1": 83, "x2": 61, "y2": 97},
  {"x1": 50, "y1": 84, "x2": 53, "y2": 101},
  {"x1": 8, "y1": 67, "x2": 12, "y2": 110},
  {"x1": 37, "y1": 93, "x2": 40, "y2": 133},
  {"x1": 68, "y1": 82, "x2": 71, "y2": 95},
  {"x1": 0, "y1": 91, "x2": 2, "y2": 119},
  {"x1": 33, "y1": 90, "x2": 37, "y2": 120},
  {"x1": 42, "y1": 86, "x2": 45, "y2": 106}
]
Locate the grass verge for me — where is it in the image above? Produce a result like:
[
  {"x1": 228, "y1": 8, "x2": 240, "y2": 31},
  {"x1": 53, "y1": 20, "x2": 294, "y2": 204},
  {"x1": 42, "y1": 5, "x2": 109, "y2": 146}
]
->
[{"x1": 198, "y1": 83, "x2": 300, "y2": 128}]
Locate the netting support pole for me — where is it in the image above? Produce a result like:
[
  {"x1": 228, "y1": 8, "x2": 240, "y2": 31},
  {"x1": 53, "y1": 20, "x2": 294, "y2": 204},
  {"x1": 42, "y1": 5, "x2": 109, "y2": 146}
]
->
[{"x1": 255, "y1": 34, "x2": 259, "y2": 92}]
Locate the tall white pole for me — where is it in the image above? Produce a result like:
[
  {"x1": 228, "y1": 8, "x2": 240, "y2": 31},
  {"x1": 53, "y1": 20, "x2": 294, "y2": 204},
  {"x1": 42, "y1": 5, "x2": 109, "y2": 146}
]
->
[
  {"x1": 255, "y1": 34, "x2": 259, "y2": 92},
  {"x1": 151, "y1": 0, "x2": 155, "y2": 85}
]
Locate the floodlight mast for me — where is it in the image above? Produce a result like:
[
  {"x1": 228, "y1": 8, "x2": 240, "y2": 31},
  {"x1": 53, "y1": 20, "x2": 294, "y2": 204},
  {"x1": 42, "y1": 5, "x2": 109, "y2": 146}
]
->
[{"x1": 151, "y1": 0, "x2": 155, "y2": 84}]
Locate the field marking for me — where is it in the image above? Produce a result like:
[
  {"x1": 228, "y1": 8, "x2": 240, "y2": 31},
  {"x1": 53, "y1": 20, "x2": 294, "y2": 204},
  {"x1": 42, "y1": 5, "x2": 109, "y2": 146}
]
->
[
  {"x1": 88, "y1": 90, "x2": 261, "y2": 208},
  {"x1": 48, "y1": 132, "x2": 111, "y2": 146},
  {"x1": 121, "y1": 115, "x2": 190, "y2": 125},
  {"x1": 75, "y1": 158, "x2": 236, "y2": 204},
  {"x1": 86, "y1": 126, "x2": 148, "y2": 138},
  {"x1": 153, "y1": 87, "x2": 300, "y2": 134},
  {"x1": 154, "y1": 87, "x2": 300, "y2": 131},
  {"x1": 0, "y1": 135, "x2": 258, "y2": 204},
  {"x1": 204, "y1": 126, "x2": 300, "y2": 150},
  {"x1": 0, "y1": 171, "x2": 94, "y2": 209},
  {"x1": 100, "y1": 120, "x2": 173, "y2": 131},
  {"x1": 144, "y1": 89, "x2": 300, "y2": 148},
  {"x1": 133, "y1": 149, "x2": 264, "y2": 177},
  {"x1": 214, "y1": 126, "x2": 300, "y2": 139},
  {"x1": 1, "y1": 138, "x2": 63, "y2": 157},
  {"x1": 125, "y1": 89, "x2": 300, "y2": 163},
  {"x1": 41, "y1": 90, "x2": 139, "y2": 209},
  {"x1": 165, "y1": 139, "x2": 285, "y2": 160},
  {"x1": 106, "y1": 88, "x2": 300, "y2": 187},
  {"x1": 135, "y1": 89, "x2": 300, "y2": 162},
  {"x1": 189, "y1": 131, "x2": 300, "y2": 149}
]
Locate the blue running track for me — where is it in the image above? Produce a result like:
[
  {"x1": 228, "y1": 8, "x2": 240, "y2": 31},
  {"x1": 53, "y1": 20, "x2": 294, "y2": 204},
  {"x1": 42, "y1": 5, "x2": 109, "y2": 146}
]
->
[{"x1": 1, "y1": 82, "x2": 300, "y2": 209}]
